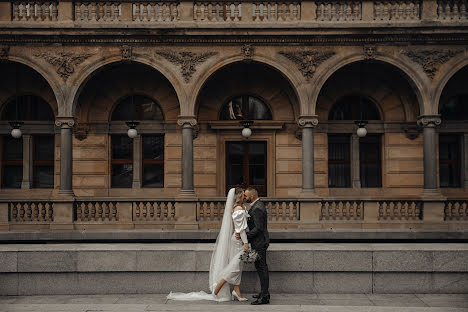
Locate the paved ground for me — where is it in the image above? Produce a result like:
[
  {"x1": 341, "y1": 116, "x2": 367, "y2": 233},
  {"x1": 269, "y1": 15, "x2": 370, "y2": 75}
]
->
[{"x1": 1, "y1": 294, "x2": 468, "y2": 312}]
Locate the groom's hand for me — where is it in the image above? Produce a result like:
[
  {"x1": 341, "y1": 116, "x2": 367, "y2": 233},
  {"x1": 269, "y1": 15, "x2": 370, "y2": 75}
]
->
[{"x1": 235, "y1": 233, "x2": 241, "y2": 240}]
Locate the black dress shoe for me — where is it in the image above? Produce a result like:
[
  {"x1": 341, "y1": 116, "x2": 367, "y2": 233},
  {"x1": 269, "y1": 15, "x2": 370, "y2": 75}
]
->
[
  {"x1": 252, "y1": 293, "x2": 270, "y2": 300},
  {"x1": 251, "y1": 297, "x2": 270, "y2": 305}
]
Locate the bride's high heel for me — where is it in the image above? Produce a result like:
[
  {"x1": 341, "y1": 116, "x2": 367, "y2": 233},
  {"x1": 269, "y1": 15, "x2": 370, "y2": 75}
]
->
[{"x1": 232, "y1": 290, "x2": 248, "y2": 301}]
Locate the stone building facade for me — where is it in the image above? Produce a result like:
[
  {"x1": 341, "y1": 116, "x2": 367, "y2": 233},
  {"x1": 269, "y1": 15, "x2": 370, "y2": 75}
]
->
[{"x1": 0, "y1": 0, "x2": 467, "y2": 232}]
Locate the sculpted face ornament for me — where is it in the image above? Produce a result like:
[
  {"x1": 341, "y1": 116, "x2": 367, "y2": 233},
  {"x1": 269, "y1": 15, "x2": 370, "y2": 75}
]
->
[
  {"x1": 363, "y1": 46, "x2": 376, "y2": 59},
  {"x1": 241, "y1": 44, "x2": 254, "y2": 58}
]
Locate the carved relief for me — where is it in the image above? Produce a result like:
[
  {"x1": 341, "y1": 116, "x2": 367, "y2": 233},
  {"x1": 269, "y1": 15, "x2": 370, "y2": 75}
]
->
[
  {"x1": 121, "y1": 45, "x2": 133, "y2": 61},
  {"x1": 278, "y1": 50, "x2": 335, "y2": 80},
  {"x1": 35, "y1": 52, "x2": 93, "y2": 81},
  {"x1": 0, "y1": 46, "x2": 9, "y2": 61},
  {"x1": 363, "y1": 46, "x2": 377, "y2": 59},
  {"x1": 417, "y1": 115, "x2": 442, "y2": 128},
  {"x1": 155, "y1": 51, "x2": 218, "y2": 83},
  {"x1": 241, "y1": 44, "x2": 254, "y2": 58},
  {"x1": 55, "y1": 118, "x2": 76, "y2": 128},
  {"x1": 401, "y1": 49, "x2": 463, "y2": 79},
  {"x1": 74, "y1": 124, "x2": 89, "y2": 141}
]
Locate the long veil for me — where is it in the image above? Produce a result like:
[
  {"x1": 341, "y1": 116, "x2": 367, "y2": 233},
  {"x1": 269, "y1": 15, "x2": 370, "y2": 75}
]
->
[{"x1": 167, "y1": 188, "x2": 235, "y2": 302}]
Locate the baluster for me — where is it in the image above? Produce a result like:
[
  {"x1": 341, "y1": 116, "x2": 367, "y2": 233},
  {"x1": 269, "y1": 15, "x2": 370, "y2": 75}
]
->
[
  {"x1": 45, "y1": 2, "x2": 52, "y2": 20},
  {"x1": 375, "y1": 1, "x2": 381, "y2": 20},
  {"x1": 461, "y1": 1, "x2": 466, "y2": 19},
  {"x1": 338, "y1": 1, "x2": 344, "y2": 20},
  {"x1": 90, "y1": 3, "x2": 97, "y2": 21},
  {"x1": 444, "y1": 1, "x2": 451, "y2": 19},
  {"x1": 159, "y1": 2, "x2": 165, "y2": 21},
  {"x1": 233, "y1": 2, "x2": 240, "y2": 21}
]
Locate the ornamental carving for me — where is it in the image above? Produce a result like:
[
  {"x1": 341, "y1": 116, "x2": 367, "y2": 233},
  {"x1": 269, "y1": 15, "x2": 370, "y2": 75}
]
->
[
  {"x1": 0, "y1": 46, "x2": 9, "y2": 61},
  {"x1": 55, "y1": 118, "x2": 76, "y2": 128},
  {"x1": 241, "y1": 44, "x2": 254, "y2": 58},
  {"x1": 177, "y1": 116, "x2": 197, "y2": 127},
  {"x1": 278, "y1": 50, "x2": 335, "y2": 80},
  {"x1": 156, "y1": 51, "x2": 218, "y2": 83},
  {"x1": 298, "y1": 116, "x2": 319, "y2": 128},
  {"x1": 363, "y1": 46, "x2": 377, "y2": 59},
  {"x1": 35, "y1": 52, "x2": 93, "y2": 81},
  {"x1": 121, "y1": 45, "x2": 133, "y2": 61},
  {"x1": 401, "y1": 49, "x2": 463, "y2": 79},
  {"x1": 417, "y1": 115, "x2": 442, "y2": 128}
]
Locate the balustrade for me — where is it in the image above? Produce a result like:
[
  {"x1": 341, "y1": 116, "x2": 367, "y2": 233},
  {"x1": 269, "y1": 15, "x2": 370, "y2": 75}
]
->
[
  {"x1": 75, "y1": 201, "x2": 119, "y2": 221},
  {"x1": 133, "y1": 200, "x2": 176, "y2": 221},
  {"x1": 378, "y1": 200, "x2": 422, "y2": 221},
  {"x1": 444, "y1": 200, "x2": 468, "y2": 220},
  {"x1": 320, "y1": 200, "x2": 363, "y2": 220},
  {"x1": 12, "y1": 1, "x2": 58, "y2": 21},
  {"x1": 8, "y1": 201, "x2": 54, "y2": 222},
  {"x1": 316, "y1": 1, "x2": 361, "y2": 21},
  {"x1": 74, "y1": 2, "x2": 121, "y2": 21},
  {"x1": 437, "y1": 0, "x2": 467, "y2": 19},
  {"x1": 374, "y1": 0, "x2": 421, "y2": 20},
  {"x1": 133, "y1": 1, "x2": 179, "y2": 21},
  {"x1": 193, "y1": 1, "x2": 241, "y2": 21},
  {"x1": 252, "y1": 1, "x2": 301, "y2": 21}
]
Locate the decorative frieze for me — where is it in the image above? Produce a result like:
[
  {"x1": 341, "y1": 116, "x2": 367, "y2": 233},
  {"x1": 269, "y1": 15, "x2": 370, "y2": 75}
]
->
[
  {"x1": 35, "y1": 52, "x2": 93, "y2": 81},
  {"x1": 401, "y1": 49, "x2": 463, "y2": 79},
  {"x1": 278, "y1": 50, "x2": 335, "y2": 80},
  {"x1": 156, "y1": 51, "x2": 218, "y2": 83}
]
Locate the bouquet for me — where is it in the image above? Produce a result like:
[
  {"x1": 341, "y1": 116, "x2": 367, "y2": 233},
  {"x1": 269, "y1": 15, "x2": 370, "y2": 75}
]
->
[{"x1": 240, "y1": 248, "x2": 259, "y2": 263}]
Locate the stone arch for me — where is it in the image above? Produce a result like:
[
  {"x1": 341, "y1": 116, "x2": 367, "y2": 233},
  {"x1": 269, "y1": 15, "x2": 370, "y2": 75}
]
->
[
  {"x1": 309, "y1": 52, "x2": 429, "y2": 117},
  {"x1": 190, "y1": 54, "x2": 306, "y2": 119},
  {"x1": 68, "y1": 55, "x2": 185, "y2": 118},
  {"x1": 432, "y1": 53, "x2": 468, "y2": 115},
  {"x1": 1, "y1": 57, "x2": 61, "y2": 116}
]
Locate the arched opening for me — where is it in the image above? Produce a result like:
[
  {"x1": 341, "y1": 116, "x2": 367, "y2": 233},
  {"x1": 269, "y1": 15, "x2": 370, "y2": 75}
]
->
[
  {"x1": 195, "y1": 61, "x2": 299, "y2": 197},
  {"x1": 438, "y1": 65, "x2": 468, "y2": 189},
  {"x1": 0, "y1": 62, "x2": 57, "y2": 190},
  {"x1": 318, "y1": 61, "x2": 421, "y2": 193},
  {"x1": 75, "y1": 62, "x2": 179, "y2": 195}
]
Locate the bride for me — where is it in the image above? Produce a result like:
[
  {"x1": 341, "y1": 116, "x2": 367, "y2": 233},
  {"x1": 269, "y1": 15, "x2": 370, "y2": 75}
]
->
[{"x1": 167, "y1": 187, "x2": 250, "y2": 302}]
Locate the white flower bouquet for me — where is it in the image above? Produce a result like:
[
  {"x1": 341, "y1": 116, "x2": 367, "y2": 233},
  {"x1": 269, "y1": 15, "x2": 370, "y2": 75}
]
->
[{"x1": 240, "y1": 248, "x2": 259, "y2": 263}]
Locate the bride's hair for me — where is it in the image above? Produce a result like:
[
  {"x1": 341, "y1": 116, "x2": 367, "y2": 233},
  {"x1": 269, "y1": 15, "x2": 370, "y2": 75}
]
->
[{"x1": 233, "y1": 187, "x2": 244, "y2": 208}]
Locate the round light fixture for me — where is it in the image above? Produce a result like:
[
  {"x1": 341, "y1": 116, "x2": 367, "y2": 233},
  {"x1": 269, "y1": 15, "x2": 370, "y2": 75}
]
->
[
  {"x1": 9, "y1": 121, "x2": 24, "y2": 139},
  {"x1": 126, "y1": 121, "x2": 140, "y2": 139},
  {"x1": 355, "y1": 120, "x2": 368, "y2": 138},
  {"x1": 240, "y1": 120, "x2": 253, "y2": 139}
]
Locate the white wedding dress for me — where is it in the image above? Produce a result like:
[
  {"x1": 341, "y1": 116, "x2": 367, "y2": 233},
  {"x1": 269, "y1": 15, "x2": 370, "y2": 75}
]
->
[{"x1": 167, "y1": 188, "x2": 249, "y2": 302}]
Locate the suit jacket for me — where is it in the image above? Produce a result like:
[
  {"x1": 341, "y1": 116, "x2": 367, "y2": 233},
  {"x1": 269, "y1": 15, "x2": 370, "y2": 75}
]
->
[{"x1": 246, "y1": 199, "x2": 270, "y2": 250}]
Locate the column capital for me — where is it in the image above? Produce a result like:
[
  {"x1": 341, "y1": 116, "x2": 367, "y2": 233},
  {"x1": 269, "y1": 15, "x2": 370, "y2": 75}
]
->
[
  {"x1": 298, "y1": 115, "x2": 319, "y2": 128},
  {"x1": 55, "y1": 117, "x2": 76, "y2": 128},
  {"x1": 417, "y1": 115, "x2": 442, "y2": 128},
  {"x1": 177, "y1": 116, "x2": 197, "y2": 128}
]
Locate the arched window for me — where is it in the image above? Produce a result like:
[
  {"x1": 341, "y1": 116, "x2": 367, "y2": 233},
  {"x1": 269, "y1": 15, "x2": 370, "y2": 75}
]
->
[
  {"x1": 440, "y1": 95, "x2": 468, "y2": 121},
  {"x1": 328, "y1": 95, "x2": 381, "y2": 121},
  {"x1": 220, "y1": 95, "x2": 272, "y2": 120},
  {"x1": 1, "y1": 95, "x2": 55, "y2": 189},
  {"x1": 110, "y1": 94, "x2": 165, "y2": 188},
  {"x1": 111, "y1": 95, "x2": 164, "y2": 121},
  {"x1": 1, "y1": 95, "x2": 54, "y2": 121}
]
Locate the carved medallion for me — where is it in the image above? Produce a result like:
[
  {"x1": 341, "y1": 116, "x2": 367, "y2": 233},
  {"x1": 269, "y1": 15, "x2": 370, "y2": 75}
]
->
[
  {"x1": 401, "y1": 49, "x2": 463, "y2": 79},
  {"x1": 156, "y1": 51, "x2": 218, "y2": 83},
  {"x1": 241, "y1": 44, "x2": 254, "y2": 58},
  {"x1": 121, "y1": 45, "x2": 133, "y2": 61},
  {"x1": 0, "y1": 46, "x2": 9, "y2": 61},
  {"x1": 363, "y1": 46, "x2": 377, "y2": 59},
  {"x1": 35, "y1": 52, "x2": 93, "y2": 81},
  {"x1": 278, "y1": 50, "x2": 335, "y2": 80}
]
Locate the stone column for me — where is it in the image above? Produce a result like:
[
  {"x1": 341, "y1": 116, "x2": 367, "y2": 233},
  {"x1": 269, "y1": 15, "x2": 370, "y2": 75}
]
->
[
  {"x1": 55, "y1": 118, "x2": 75, "y2": 197},
  {"x1": 132, "y1": 135, "x2": 141, "y2": 188},
  {"x1": 351, "y1": 134, "x2": 361, "y2": 188},
  {"x1": 464, "y1": 133, "x2": 468, "y2": 188},
  {"x1": 21, "y1": 134, "x2": 32, "y2": 189},
  {"x1": 417, "y1": 115, "x2": 442, "y2": 197},
  {"x1": 177, "y1": 116, "x2": 197, "y2": 197},
  {"x1": 298, "y1": 116, "x2": 318, "y2": 198}
]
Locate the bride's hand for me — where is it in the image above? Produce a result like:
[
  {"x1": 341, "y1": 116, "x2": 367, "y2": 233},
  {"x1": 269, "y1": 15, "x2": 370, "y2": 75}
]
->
[{"x1": 243, "y1": 243, "x2": 249, "y2": 251}]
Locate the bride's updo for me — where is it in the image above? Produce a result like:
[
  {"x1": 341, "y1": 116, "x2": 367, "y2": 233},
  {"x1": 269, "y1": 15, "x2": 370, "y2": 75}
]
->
[{"x1": 234, "y1": 187, "x2": 244, "y2": 208}]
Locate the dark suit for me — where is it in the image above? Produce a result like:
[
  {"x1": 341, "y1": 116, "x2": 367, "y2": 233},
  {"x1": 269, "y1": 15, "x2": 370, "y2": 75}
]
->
[{"x1": 246, "y1": 199, "x2": 270, "y2": 298}]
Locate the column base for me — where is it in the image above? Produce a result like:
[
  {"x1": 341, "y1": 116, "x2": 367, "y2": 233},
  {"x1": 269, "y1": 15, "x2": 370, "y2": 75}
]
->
[
  {"x1": 420, "y1": 188, "x2": 446, "y2": 200},
  {"x1": 176, "y1": 189, "x2": 198, "y2": 200},
  {"x1": 57, "y1": 189, "x2": 75, "y2": 197},
  {"x1": 299, "y1": 189, "x2": 320, "y2": 199}
]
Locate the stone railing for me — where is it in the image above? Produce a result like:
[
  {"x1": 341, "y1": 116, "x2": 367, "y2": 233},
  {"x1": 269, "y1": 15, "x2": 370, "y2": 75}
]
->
[
  {"x1": 133, "y1": 200, "x2": 176, "y2": 221},
  {"x1": 74, "y1": 200, "x2": 118, "y2": 222},
  {"x1": 315, "y1": 0, "x2": 362, "y2": 21},
  {"x1": 133, "y1": 1, "x2": 179, "y2": 21},
  {"x1": 320, "y1": 200, "x2": 364, "y2": 221},
  {"x1": 193, "y1": 1, "x2": 242, "y2": 21},
  {"x1": 437, "y1": 0, "x2": 468, "y2": 19},
  {"x1": 74, "y1": 2, "x2": 121, "y2": 21},
  {"x1": 12, "y1": 1, "x2": 58, "y2": 21},
  {"x1": 8, "y1": 201, "x2": 54, "y2": 222},
  {"x1": 374, "y1": 0, "x2": 421, "y2": 20},
  {"x1": 253, "y1": 1, "x2": 301, "y2": 21},
  {"x1": 197, "y1": 198, "x2": 299, "y2": 222},
  {"x1": 378, "y1": 200, "x2": 422, "y2": 221},
  {"x1": 444, "y1": 200, "x2": 468, "y2": 221}
]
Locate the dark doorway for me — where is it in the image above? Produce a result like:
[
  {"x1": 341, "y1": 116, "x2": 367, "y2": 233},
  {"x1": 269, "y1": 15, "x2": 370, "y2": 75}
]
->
[{"x1": 226, "y1": 141, "x2": 267, "y2": 196}]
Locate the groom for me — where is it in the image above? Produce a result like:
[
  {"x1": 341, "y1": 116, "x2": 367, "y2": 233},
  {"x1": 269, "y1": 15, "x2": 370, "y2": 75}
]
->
[{"x1": 236, "y1": 187, "x2": 270, "y2": 305}]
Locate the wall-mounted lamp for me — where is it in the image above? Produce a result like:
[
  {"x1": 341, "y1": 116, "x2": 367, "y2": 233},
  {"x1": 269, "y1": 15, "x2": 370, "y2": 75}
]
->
[
  {"x1": 240, "y1": 120, "x2": 253, "y2": 139},
  {"x1": 9, "y1": 121, "x2": 23, "y2": 139},
  {"x1": 126, "y1": 121, "x2": 139, "y2": 139},
  {"x1": 355, "y1": 120, "x2": 368, "y2": 138}
]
